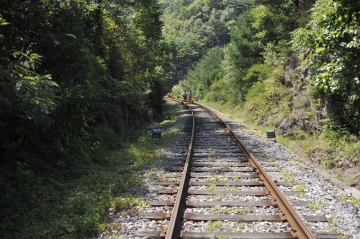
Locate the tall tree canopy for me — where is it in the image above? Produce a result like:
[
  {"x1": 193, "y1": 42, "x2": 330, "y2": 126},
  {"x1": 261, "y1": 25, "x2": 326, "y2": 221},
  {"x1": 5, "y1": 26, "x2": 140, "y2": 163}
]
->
[
  {"x1": 160, "y1": 0, "x2": 252, "y2": 82},
  {"x1": 0, "y1": 0, "x2": 172, "y2": 165},
  {"x1": 0, "y1": 0, "x2": 174, "y2": 237}
]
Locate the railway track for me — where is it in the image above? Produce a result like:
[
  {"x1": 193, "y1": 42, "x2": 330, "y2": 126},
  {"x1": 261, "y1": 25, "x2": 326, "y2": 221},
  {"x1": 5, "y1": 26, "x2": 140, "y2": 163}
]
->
[{"x1": 130, "y1": 102, "x2": 340, "y2": 239}]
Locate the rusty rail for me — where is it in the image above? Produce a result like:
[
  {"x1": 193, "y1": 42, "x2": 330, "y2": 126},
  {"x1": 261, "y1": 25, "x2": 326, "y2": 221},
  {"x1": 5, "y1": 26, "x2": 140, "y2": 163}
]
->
[
  {"x1": 199, "y1": 103, "x2": 317, "y2": 239},
  {"x1": 165, "y1": 103, "x2": 196, "y2": 239}
]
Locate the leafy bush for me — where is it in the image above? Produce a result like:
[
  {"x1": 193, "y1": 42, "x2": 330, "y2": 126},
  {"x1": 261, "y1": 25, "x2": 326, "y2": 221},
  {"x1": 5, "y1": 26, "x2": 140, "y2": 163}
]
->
[
  {"x1": 205, "y1": 78, "x2": 230, "y2": 103},
  {"x1": 292, "y1": 0, "x2": 360, "y2": 134}
]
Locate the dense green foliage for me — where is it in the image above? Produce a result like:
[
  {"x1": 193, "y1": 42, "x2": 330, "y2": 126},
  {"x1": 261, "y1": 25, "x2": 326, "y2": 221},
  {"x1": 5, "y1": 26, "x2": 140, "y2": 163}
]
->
[
  {"x1": 173, "y1": 0, "x2": 360, "y2": 137},
  {"x1": 292, "y1": 0, "x2": 360, "y2": 134},
  {"x1": 160, "y1": 0, "x2": 252, "y2": 83},
  {"x1": 171, "y1": 0, "x2": 359, "y2": 177},
  {"x1": 180, "y1": 47, "x2": 224, "y2": 96},
  {"x1": 1, "y1": 0, "x2": 360, "y2": 237},
  {"x1": 172, "y1": 0, "x2": 303, "y2": 101},
  {"x1": 0, "y1": 0, "x2": 175, "y2": 237}
]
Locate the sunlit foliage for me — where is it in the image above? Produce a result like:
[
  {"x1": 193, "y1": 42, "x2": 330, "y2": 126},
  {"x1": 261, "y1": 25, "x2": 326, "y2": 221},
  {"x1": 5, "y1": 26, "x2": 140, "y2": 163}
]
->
[{"x1": 292, "y1": 0, "x2": 360, "y2": 134}]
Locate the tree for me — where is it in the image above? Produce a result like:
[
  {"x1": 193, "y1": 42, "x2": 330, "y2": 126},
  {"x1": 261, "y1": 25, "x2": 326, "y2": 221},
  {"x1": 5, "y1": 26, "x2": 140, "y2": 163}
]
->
[
  {"x1": 160, "y1": 0, "x2": 252, "y2": 82},
  {"x1": 0, "y1": 0, "x2": 175, "y2": 237},
  {"x1": 184, "y1": 46, "x2": 224, "y2": 95},
  {"x1": 222, "y1": 9, "x2": 264, "y2": 101},
  {"x1": 292, "y1": 0, "x2": 360, "y2": 134}
]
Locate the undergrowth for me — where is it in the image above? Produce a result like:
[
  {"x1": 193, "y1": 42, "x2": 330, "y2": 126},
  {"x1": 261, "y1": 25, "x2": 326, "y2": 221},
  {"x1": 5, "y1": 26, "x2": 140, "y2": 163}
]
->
[
  {"x1": 200, "y1": 97, "x2": 360, "y2": 191},
  {"x1": 0, "y1": 101, "x2": 183, "y2": 239}
]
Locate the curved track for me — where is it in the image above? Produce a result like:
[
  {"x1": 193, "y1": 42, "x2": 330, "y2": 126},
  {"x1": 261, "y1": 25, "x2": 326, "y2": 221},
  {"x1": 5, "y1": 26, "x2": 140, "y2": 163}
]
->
[{"x1": 132, "y1": 102, "x2": 339, "y2": 239}]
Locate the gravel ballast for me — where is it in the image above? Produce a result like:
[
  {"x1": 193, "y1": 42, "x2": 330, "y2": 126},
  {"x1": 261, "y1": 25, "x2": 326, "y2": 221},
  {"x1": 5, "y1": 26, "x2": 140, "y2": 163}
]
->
[
  {"x1": 97, "y1": 102, "x2": 360, "y2": 239},
  {"x1": 208, "y1": 104, "x2": 360, "y2": 238}
]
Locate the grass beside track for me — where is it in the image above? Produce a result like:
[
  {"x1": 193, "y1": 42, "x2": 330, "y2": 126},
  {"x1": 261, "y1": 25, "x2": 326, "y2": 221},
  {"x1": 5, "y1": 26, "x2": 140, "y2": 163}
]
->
[
  {"x1": 1, "y1": 101, "x2": 184, "y2": 239},
  {"x1": 198, "y1": 99, "x2": 360, "y2": 194}
]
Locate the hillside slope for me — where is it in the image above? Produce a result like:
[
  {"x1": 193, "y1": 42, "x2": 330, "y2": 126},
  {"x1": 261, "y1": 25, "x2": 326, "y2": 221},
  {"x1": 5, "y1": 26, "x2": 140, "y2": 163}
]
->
[{"x1": 166, "y1": 0, "x2": 360, "y2": 189}]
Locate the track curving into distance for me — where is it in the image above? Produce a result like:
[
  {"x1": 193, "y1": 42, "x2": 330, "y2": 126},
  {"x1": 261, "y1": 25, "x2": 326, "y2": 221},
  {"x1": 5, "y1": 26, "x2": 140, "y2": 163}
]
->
[{"x1": 132, "y1": 102, "x2": 339, "y2": 239}]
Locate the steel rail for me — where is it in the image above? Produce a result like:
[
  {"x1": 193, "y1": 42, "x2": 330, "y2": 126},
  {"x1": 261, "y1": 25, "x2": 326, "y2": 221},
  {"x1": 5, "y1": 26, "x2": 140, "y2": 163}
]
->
[
  {"x1": 199, "y1": 103, "x2": 317, "y2": 239},
  {"x1": 165, "y1": 103, "x2": 196, "y2": 239}
]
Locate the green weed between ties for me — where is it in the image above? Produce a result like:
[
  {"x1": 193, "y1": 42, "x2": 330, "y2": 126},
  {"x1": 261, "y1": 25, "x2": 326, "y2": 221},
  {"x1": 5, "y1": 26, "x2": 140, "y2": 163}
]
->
[
  {"x1": 338, "y1": 194, "x2": 360, "y2": 208},
  {"x1": 295, "y1": 183, "x2": 307, "y2": 198},
  {"x1": 307, "y1": 200, "x2": 326, "y2": 211},
  {"x1": 210, "y1": 205, "x2": 221, "y2": 214},
  {"x1": 222, "y1": 163, "x2": 230, "y2": 169},
  {"x1": 295, "y1": 182, "x2": 306, "y2": 191},
  {"x1": 211, "y1": 236, "x2": 230, "y2": 239},
  {"x1": 279, "y1": 169, "x2": 297, "y2": 186},
  {"x1": 205, "y1": 176, "x2": 228, "y2": 183},
  {"x1": 203, "y1": 220, "x2": 223, "y2": 232},
  {"x1": 207, "y1": 184, "x2": 217, "y2": 191},
  {"x1": 203, "y1": 221, "x2": 244, "y2": 233}
]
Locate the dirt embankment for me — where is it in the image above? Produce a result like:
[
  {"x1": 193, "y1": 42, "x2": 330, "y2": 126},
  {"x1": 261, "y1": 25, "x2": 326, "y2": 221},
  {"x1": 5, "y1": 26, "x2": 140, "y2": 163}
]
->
[{"x1": 258, "y1": 53, "x2": 360, "y2": 190}]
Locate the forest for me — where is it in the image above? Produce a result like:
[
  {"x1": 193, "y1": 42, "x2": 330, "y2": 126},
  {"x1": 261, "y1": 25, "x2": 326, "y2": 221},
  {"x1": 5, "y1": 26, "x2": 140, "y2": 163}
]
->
[
  {"x1": 168, "y1": 0, "x2": 360, "y2": 186},
  {"x1": 170, "y1": 0, "x2": 360, "y2": 136},
  {"x1": 1, "y1": 0, "x2": 175, "y2": 237},
  {"x1": 0, "y1": 0, "x2": 359, "y2": 238}
]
